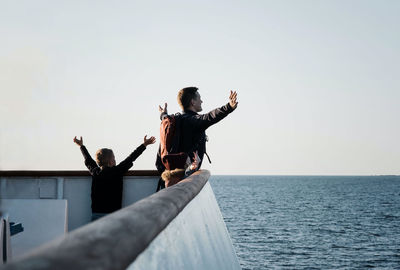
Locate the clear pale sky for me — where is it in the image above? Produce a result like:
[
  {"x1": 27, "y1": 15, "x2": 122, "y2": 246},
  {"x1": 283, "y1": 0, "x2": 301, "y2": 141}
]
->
[{"x1": 1, "y1": 1, "x2": 399, "y2": 175}]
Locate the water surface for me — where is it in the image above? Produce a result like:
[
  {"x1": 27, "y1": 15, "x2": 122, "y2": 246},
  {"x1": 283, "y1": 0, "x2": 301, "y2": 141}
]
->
[{"x1": 210, "y1": 175, "x2": 400, "y2": 270}]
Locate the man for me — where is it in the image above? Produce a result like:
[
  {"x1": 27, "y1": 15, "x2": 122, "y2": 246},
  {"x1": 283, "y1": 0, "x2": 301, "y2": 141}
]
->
[{"x1": 156, "y1": 87, "x2": 238, "y2": 188}]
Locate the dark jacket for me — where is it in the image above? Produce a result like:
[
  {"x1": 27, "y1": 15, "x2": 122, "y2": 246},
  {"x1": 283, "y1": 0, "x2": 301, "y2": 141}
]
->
[
  {"x1": 156, "y1": 103, "x2": 235, "y2": 172},
  {"x1": 80, "y1": 144, "x2": 146, "y2": 213}
]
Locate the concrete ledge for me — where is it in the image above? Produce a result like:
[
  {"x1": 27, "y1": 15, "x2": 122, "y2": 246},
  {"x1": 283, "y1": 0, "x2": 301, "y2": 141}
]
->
[
  {"x1": 128, "y1": 181, "x2": 241, "y2": 270},
  {"x1": 1, "y1": 170, "x2": 210, "y2": 270}
]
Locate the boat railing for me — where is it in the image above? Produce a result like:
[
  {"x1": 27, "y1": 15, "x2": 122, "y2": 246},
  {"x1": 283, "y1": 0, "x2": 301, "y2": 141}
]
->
[{"x1": 1, "y1": 170, "x2": 241, "y2": 270}]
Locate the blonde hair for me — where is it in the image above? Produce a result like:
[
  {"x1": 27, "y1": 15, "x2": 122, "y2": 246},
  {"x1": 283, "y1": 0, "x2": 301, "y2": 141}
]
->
[
  {"x1": 161, "y1": 169, "x2": 185, "y2": 181},
  {"x1": 95, "y1": 148, "x2": 114, "y2": 167},
  {"x1": 161, "y1": 168, "x2": 186, "y2": 187}
]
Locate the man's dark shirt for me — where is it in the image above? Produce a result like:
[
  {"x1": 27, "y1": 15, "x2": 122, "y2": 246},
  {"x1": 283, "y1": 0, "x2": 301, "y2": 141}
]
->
[
  {"x1": 80, "y1": 144, "x2": 146, "y2": 213},
  {"x1": 156, "y1": 103, "x2": 235, "y2": 172}
]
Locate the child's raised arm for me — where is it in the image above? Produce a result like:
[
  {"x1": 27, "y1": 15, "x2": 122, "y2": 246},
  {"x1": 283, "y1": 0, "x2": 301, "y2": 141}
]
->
[
  {"x1": 73, "y1": 136, "x2": 99, "y2": 173},
  {"x1": 144, "y1": 135, "x2": 156, "y2": 146},
  {"x1": 115, "y1": 135, "x2": 156, "y2": 173},
  {"x1": 73, "y1": 136, "x2": 83, "y2": 146}
]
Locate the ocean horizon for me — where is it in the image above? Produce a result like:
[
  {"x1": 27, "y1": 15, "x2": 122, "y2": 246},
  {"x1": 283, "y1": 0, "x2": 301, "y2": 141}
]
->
[
  {"x1": 212, "y1": 174, "x2": 399, "y2": 177},
  {"x1": 210, "y1": 175, "x2": 400, "y2": 270}
]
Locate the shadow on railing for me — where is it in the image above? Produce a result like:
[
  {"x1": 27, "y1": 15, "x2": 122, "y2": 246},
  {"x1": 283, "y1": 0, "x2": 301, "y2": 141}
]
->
[{"x1": 1, "y1": 170, "x2": 210, "y2": 270}]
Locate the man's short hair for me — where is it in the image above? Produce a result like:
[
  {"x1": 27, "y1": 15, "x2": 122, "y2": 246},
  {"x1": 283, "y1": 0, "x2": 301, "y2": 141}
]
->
[
  {"x1": 95, "y1": 148, "x2": 114, "y2": 167},
  {"x1": 177, "y1": 87, "x2": 198, "y2": 110}
]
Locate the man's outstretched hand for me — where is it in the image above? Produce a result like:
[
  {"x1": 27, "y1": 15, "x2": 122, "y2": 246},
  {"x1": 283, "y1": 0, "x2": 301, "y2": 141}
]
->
[
  {"x1": 143, "y1": 135, "x2": 156, "y2": 146},
  {"x1": 229, "y1": 91, "x2": 238, "y2": 109},
  {"x1": 73, "y1": 136, "x2": 83, "y2": 146},
  {"x1": 158, "y1": 103, "x2": 168, "y2": 115}
]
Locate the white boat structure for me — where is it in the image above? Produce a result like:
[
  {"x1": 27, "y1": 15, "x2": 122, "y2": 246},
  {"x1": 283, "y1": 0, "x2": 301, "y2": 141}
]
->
[{"x1": 0, "y1": 170, "x2": 240, "y2": 269}]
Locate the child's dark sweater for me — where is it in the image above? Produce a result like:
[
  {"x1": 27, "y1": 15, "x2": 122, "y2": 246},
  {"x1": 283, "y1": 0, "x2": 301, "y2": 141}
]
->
[{"x1": 80, "y1": 144, "x2": 146, "y2": 213}]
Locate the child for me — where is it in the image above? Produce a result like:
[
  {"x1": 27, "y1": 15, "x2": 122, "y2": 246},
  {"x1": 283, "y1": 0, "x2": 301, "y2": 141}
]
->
[
  {"x1": 73, "y1": 135, "x2": 156, "y2": 221},
  {"x1": 161, "y1": 151, "x2": 200, "y2": 187}
]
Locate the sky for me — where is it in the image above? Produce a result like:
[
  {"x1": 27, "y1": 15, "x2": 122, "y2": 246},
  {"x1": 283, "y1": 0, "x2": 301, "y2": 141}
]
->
[{"x1": 1, "y1": 0, "x2": 399, "y2": 175}]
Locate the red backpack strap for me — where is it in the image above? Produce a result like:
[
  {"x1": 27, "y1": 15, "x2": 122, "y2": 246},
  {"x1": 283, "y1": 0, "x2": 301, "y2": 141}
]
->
[{"x1": 160, "y1": 115, "x2": 176, "y2": 159}]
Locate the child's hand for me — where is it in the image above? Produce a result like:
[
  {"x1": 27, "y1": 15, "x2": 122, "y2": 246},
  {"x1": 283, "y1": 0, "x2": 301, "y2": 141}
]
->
[
  {"x1": 143, "y1": 135, "x2": 156, "y2": 146},
  {"x1": 190, "y1": 151, "x2": 201, "y2": 171},
  {"x1": 73, "y1": 136, "x2": 83, "y2": 146}
]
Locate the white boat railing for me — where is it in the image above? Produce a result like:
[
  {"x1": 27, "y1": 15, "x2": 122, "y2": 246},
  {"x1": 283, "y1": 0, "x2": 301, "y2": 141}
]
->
[{"x1": 0, "y1": 170, "x2": 241, "y2": 270}]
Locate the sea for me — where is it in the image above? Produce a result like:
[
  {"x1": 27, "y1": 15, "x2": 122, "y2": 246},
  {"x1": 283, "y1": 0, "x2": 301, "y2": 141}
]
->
[{"x1": 209, "y1": 175, "x2": 400, "y2": 270}]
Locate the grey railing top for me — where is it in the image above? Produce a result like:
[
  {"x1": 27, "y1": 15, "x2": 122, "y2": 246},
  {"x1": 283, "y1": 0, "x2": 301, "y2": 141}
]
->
[
  {"x1": 1, "y1": 170, "x2": 210, "y2": 270},
  {"x1": 0, "y1": 170, "x2": 159, "y2": 177}
]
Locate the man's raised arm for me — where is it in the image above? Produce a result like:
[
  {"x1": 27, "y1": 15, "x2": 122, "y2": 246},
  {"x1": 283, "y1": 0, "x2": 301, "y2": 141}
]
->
[
  {"x1": 159, "y1": 103, "x2": 168, "y2": 120},
  {"x1": 193, "y1": 91, "x2": 239, "y2": 130}
]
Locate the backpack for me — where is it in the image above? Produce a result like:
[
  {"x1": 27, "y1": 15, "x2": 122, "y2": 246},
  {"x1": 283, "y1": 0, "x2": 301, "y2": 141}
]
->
[{"x1": 158, "y1": 114, "x2": 188, "y2": 171}]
